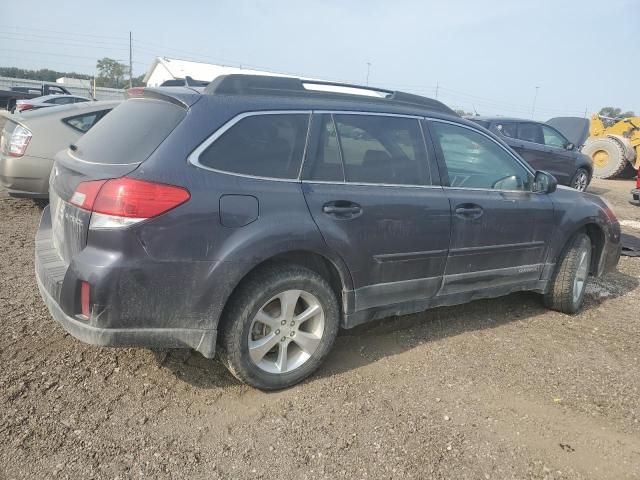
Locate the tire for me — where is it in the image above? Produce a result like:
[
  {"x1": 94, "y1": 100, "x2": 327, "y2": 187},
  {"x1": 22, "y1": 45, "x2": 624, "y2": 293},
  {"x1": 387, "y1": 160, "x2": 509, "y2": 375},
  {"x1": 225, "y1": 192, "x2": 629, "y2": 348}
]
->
[
  {"x1": 218, "y1": 264, "x2": 339, "y2": 390},
  {"x1": 544, "y1": 233, "x2": 592, "y2": 314},
  {"x1": 582, "y1": 137, "x2": 628, "y2": 179},
  {"x1": 570, "y1": 168, "x2": 590, "y2": 191}
]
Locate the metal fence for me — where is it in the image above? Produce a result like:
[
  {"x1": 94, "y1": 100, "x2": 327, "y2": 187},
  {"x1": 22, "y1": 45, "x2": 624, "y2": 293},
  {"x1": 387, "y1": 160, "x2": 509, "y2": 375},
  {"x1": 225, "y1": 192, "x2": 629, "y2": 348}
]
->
[{"x1": 0, "y1": 76, "x2": 125, "y2": 101}]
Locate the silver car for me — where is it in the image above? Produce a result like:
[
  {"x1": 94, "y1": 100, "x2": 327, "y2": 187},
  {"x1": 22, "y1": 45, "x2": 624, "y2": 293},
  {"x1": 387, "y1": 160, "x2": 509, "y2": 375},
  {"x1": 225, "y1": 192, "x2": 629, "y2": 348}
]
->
[
  {"x1": 16, "y1": 94, "x2": 92, "y2": 113},
  {"x1": 0, "y1": 100, "x2": 120, "y2": 198}
]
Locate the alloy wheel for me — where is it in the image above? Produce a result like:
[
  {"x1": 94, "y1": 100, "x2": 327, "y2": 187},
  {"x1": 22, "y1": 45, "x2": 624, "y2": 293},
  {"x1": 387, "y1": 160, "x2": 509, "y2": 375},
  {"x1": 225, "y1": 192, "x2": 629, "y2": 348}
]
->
[
  {"x1": 248, "y1": 289, "x2": 325, "y2": 374},
  {"x1": 573, "y1": 248, "x2": 589, "y2": 304},
  {"x1": 573, "y1": 171, "x2": 588, "y2": 191}
]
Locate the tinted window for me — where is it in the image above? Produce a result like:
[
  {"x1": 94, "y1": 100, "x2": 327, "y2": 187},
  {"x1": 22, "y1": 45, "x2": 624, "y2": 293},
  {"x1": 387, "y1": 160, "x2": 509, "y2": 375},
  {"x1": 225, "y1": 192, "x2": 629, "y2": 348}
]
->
[
  {"x1": 431, "y1": 122, "x2": 530, "y2": 191},
  {"x1": 496, "y1": 122, "x2": 517, "y2": 138},
  {"x1": 333, "y1": 114, "x2": 430, "y2": 185},
  {"x1": 307, "y1": 115, "x2": 344, "y2": 181},
  {"x1": 74, "y1": 99, "x2": 185, "y2": 165},
  {"x1": 517, "y1": 122, "x2": 544, "y2": 144},
  {"x1": 74, "y1": 98, "x2": 90, "y2": 104},
  {"x1": 63, "y1": 109, "x2": 110, "y2": 133},
  {"x1": 53, "y1": 97, "x2": 74, "y2": 105},
  {"x1": 542, "y1": 125, "x2": 568, "y2": 148},
  {"x1": 199, "y1": 113, "x2": 309, "y2": 179}
]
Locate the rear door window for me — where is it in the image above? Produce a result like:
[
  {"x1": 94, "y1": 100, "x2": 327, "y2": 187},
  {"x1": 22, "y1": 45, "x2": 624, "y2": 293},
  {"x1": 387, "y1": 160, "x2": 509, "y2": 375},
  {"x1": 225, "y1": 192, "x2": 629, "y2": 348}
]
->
[
  {"x1": 197, "y1": 113, "x2": 310, "y2": 179},
  {"x1": 73, "y1": 99, "x2": 186, "y2": 165},
  {"x1": 306, "y1": 115, "x2": 344, "y2": 182},
  {"x1": 517, "y1": 122, "x2": 544, "y2": 144},
  {"x1": 332, "y1": 114, "x2": 430, "y2": 185}
]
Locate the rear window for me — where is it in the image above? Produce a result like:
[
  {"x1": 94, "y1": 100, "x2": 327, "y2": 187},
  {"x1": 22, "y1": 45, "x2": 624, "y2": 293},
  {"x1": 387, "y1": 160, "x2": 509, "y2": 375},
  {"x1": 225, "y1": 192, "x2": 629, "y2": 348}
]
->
[
  {"x1": 73, "y1": 99, "x2": 185, "y2": 165},
  {"x1": 197, "y1": 113, "x2": 310, "y2": 179},
  {"x1": 470, "y1": 119, "x2": 490, "y2": 129}
]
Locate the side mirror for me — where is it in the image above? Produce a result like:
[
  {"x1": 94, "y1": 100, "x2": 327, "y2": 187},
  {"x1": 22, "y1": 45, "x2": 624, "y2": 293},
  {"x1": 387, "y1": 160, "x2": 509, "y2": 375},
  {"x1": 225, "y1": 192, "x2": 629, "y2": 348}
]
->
[
  {"x1": 532, "y1": 171, "x2": 557, "y2": 194},
  {"x1": 566, "y1": 143, "x2": 575, "y2": 151}
]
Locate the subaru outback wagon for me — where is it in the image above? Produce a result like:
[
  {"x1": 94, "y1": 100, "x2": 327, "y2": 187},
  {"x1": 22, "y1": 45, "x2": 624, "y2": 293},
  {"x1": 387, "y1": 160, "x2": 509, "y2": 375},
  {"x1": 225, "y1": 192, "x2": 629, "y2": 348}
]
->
[{"x1": 35, "y1": 75, "x2": 621, "y2": 389}]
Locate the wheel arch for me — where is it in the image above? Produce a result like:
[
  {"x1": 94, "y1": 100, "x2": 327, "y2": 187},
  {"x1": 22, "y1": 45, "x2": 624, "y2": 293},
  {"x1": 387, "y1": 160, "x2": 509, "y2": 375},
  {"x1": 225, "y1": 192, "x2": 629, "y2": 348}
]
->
[
  {"x1": 583, "y1": 222, "x2": 606, "y2": 275},
  {"x1": 216, "y1": 249, "x2": 353, "y2": 335},
  {"x1": 554, "y1": 222, "x2": 605, "y2": 276}
]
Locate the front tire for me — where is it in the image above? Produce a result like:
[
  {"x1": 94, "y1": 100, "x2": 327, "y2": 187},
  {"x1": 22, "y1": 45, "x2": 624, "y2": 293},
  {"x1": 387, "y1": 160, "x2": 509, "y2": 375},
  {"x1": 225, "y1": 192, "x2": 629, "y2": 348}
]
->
[
  {"x1": 544, "y1": 233, "x2": 592, "y2": 314},
  {"x1": 218, "y1": 264, "x2": 339, "y2": 390},
  {"x1": 570, "y1": 168, "x2": 590, "y2": 191}
]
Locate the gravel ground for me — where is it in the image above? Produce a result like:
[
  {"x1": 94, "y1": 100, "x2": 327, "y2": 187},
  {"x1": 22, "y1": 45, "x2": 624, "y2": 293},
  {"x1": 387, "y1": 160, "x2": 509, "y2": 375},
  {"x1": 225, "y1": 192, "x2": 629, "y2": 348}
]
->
[{"x1": 1, "y1": 153, "x2": 639, "y2": 478}]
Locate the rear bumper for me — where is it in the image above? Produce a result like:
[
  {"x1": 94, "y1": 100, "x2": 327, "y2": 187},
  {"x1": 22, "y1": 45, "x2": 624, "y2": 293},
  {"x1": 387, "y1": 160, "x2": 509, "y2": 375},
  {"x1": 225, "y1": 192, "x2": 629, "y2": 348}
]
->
[
  {"x1": 631, "y1": 188, "x2": 640, "y2": 206},
  {"x1": 0, "y1": 153, "x2": 52, "y2": 197},
  {"x1": 36, "y1": 273, "x2": 217, "y2": 357},
  {"x1": 34, "y1": 205, "x2": 217, "y2": 358}
]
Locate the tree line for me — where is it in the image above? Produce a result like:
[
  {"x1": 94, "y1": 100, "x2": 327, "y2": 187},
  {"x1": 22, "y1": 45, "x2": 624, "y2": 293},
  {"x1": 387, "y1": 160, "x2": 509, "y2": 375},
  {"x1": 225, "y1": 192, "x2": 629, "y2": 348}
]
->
[{"x1": 0, "y1": 58, "x2": 144, "y2": 89}]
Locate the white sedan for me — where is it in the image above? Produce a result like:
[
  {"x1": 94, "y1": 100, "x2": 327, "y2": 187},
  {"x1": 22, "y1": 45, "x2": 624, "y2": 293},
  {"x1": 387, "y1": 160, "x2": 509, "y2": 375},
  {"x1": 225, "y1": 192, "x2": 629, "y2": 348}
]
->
[{"x1": 16, "y1": 94, "x2": 92, "y2": 113}]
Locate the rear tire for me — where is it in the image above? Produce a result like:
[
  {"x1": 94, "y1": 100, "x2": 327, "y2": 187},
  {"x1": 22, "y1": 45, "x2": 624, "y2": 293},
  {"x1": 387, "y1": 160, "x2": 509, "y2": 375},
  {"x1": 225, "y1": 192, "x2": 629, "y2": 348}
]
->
[
  {"x1": 218, "y1": 264, "x2": 339, "y2": 390},
  {"x1": 544, "y1": 233, "x2": 591, "y2": 314},
  {"x1": 582, "y1": 137, "x2": 628, "y2": 179}
]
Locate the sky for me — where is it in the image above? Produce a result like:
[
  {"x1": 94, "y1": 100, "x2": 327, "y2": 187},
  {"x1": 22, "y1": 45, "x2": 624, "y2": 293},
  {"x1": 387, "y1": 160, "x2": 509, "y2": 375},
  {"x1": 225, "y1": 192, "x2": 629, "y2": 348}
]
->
[{"x1": 1, "y1": 0, "x2": 638, "y2": 120}]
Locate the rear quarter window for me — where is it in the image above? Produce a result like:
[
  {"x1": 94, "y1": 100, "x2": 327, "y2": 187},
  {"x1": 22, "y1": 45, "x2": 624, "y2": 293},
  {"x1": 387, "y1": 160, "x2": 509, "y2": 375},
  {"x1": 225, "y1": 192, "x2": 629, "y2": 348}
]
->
[
  {"x1": 196, "y1": 113, "x2": 310, "y2": 179},
  {"x1": 73, "y1": 99, "x2": 185, "y2": 165},
  {"x1": 62, "y1": 109, "x2": 111, "y2": 133}
]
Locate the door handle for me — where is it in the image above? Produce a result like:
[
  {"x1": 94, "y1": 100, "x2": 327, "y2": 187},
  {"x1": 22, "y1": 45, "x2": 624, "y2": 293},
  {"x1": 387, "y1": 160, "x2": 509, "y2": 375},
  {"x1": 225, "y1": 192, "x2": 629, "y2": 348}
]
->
[
  {"x1": 454, "y1": 204, "x2": 483, "y2": 219},
  {"x1": 322, "y1": 201, "x2": 362, "y2": 218},
  {"x1": 323, "y1": 205, "x2": 361, "y2": 214}
]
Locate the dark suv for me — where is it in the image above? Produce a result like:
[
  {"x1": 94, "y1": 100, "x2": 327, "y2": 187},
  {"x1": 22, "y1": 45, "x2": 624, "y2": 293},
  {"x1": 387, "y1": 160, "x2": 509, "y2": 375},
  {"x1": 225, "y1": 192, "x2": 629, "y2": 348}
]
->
[
  {"x1": 35, "y1": 75, "x2": 621, "y2": 389},
  {"x1": 469, "y1": 117, "x2": 593, "y2": 191}
]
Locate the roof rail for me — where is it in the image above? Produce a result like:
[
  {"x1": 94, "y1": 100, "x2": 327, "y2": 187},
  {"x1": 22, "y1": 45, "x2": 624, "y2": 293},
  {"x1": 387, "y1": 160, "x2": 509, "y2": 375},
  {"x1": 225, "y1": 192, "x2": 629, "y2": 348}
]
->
[{"x1": 204, "y1": 74, "x2": 457, "y2": 116}]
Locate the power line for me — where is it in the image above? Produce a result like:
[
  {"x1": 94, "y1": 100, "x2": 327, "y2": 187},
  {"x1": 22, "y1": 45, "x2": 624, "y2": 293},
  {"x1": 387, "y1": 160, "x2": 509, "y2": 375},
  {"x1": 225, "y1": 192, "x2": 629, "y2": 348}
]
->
[
  {"x1": 0, "y1": 34, "x2": 130, "y2": 52},
  {"x1": 0, "y1": 47, "x2": 146, "y2": 65},
  {"x1": 0, "y1": 26, "x2": 594, "y2": 116},
  {"x1": 0, "y1": 24, "x2": 127, "y2": 41},
  {"x1": 0, "y1": 55, "x2": 96, "y2": 71}
]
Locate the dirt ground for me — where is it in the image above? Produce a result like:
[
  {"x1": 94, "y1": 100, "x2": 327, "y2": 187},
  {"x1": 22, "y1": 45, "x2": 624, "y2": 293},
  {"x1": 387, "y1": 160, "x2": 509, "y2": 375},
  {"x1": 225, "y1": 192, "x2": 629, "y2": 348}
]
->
[{"x1": 1, "y1": 144, "x2": 640, "y2": 478}]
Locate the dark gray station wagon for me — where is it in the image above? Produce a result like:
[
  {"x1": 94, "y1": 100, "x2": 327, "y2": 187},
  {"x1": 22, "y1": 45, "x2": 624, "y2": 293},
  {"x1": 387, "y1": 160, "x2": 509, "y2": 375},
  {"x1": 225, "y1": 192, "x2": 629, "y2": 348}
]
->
[{"x1": 35, "y1": 75, "x2": 621, "y2": 389}]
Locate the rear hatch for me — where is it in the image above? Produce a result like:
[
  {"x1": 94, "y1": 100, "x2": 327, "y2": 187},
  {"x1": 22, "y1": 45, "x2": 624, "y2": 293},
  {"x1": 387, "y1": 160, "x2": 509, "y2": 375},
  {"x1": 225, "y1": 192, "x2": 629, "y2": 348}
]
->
[{"x1": 49, "y1": 96, "x2": 188, "y2": 264}]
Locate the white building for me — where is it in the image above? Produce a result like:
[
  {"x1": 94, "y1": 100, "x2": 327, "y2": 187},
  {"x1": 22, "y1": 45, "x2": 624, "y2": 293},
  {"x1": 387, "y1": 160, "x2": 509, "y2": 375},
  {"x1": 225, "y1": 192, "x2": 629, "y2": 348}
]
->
[
  {"x1": 142, "y1": 57, "x2": 385, "y2": 98},
  {"x1": 56, "y1": 77, "x2": 92, "y2": 89},
  {"x1": 142, "y1": 57, "x2": 296, "y2": 87}
]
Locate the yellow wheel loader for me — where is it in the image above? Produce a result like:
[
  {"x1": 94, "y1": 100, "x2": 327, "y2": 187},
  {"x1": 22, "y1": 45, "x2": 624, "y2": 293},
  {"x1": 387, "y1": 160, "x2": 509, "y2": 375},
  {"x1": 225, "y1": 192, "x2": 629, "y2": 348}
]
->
[{"x1": 581, "y1": 115, "x2": 640, "y2": 179}]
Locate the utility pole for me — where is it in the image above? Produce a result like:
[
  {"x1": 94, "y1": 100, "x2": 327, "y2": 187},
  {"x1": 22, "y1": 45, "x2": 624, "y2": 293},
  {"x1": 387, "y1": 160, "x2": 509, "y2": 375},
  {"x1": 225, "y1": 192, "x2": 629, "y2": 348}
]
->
[
  {"x1": 366, "y1": 62, "x2": 371, "y2": 85},
  {"x1": 531, "y1": 86, "x2": 539, "y2": 118},
  {"x1": 435, "y1": 81, "x2": 439, "y2": 99},
  {"x1": 129, "y1": 31, "x2": 133, "y2": 88}
]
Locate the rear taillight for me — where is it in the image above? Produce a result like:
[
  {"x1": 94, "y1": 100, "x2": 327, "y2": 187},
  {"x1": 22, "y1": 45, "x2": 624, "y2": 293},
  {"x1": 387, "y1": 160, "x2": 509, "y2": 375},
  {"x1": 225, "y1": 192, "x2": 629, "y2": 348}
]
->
[
  {"x1": 126, "y1": 87, "x2": 145, "y2": 97},
  {"x1": 17, "y1": 103, "x2": 34, "y2": 112},
  {"x1": 70, "y1": 177, "x2": 190, "y2": 229},
  {"x1": 4, "y1": 125, "x2": 32, "y2": 157},
  {"x1": 636, "y1": 171, "x2": 640, "y2": 189}
]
